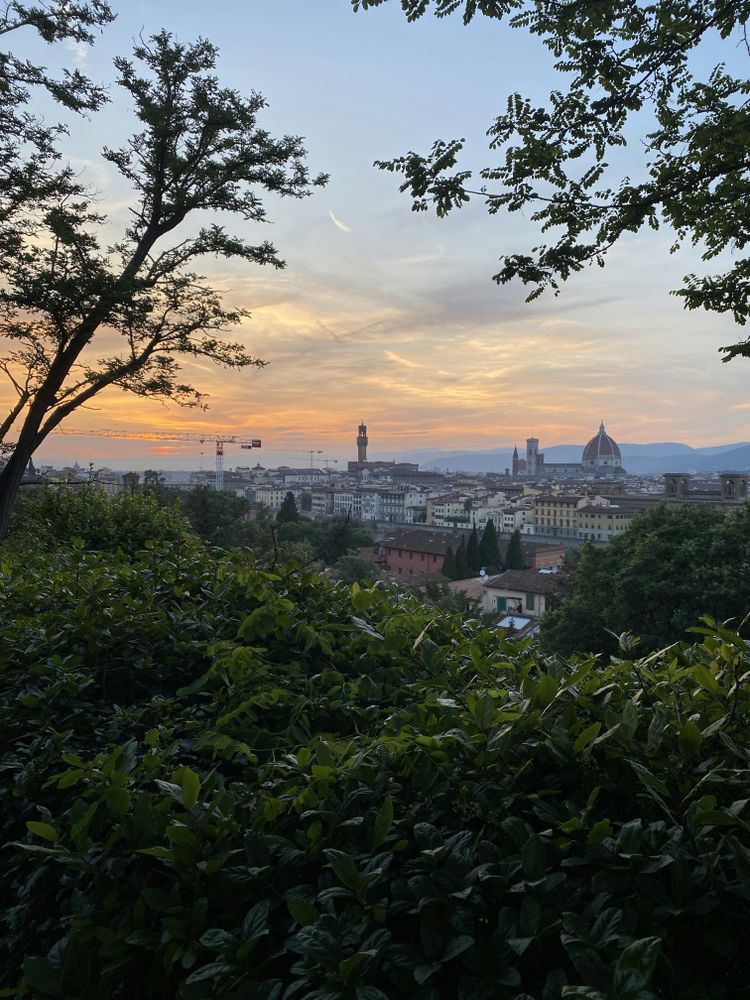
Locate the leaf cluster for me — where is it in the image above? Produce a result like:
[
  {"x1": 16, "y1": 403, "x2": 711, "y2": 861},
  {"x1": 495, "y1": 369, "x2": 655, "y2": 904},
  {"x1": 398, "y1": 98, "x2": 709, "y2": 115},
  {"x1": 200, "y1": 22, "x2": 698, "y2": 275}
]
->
[
  {"x1": 359, "y1": 0, "x2": 750, "y2": 356},
  {"x1": 3, "y1": 495, "x2": 750, "y2": 996}
]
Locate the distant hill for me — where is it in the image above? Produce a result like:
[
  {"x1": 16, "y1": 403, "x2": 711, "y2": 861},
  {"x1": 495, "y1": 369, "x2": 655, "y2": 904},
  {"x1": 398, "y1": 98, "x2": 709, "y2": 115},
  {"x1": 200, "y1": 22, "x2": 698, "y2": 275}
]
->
[{"x1": 386, "y1": 440, "x2": 750, "y2": 475}]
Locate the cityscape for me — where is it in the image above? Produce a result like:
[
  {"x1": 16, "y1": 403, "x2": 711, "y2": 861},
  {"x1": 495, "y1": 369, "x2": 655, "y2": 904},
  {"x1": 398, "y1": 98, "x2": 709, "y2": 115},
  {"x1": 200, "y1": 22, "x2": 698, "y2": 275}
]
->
[{"x1": 3, "y1": 2, "x2": 750, "y2": 996}]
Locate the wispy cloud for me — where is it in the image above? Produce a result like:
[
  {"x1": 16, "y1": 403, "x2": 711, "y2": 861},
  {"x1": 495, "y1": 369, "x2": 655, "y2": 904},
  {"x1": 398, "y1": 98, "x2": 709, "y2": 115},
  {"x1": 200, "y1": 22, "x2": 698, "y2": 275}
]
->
[
  {"x1": 64, "y1": 39, "x2": 88, "y2": 66},
  {"x1": 328, "y1": 211, "x2": 351, "y2": 234}
]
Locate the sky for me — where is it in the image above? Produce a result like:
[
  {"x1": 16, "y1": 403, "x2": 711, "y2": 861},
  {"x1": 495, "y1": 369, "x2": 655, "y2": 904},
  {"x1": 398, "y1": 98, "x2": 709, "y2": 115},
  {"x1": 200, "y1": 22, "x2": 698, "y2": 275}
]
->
[{"x1": 6, "y1": 0, "x2": 750, "y2": 470}]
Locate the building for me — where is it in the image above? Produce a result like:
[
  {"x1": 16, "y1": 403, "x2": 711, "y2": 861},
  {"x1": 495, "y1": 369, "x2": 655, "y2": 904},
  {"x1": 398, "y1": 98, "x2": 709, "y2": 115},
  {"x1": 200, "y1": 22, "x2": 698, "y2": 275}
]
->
[
  {"x1": 664, "y1": 472, "x2": 749, "y2": 504},
  {"x1": 532, "y1": 493, "x2": 635, "y2": 540},
  {"x1": 357, "y1": 421, "x2": 368, "y2": 463},
  {"x1": 513, "y1": 421, "x2": 626, "y2": 479},
  {"x1": 381, "y1": 527, "x2": 469, "y2": 577},
  {"x1": 482, "y1": 568, "x2": 562, "y2": 616}
]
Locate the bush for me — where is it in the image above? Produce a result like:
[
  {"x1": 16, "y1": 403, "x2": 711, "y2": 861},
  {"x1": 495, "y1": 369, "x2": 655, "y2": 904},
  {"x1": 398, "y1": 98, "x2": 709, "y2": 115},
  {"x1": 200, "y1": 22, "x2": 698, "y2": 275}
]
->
[
  {"x1": 9, "y1": 486, "x2": 193, "y2": 556},
  {"x1": 2, "y1": 519, "x2": 750, "y2": 997}
]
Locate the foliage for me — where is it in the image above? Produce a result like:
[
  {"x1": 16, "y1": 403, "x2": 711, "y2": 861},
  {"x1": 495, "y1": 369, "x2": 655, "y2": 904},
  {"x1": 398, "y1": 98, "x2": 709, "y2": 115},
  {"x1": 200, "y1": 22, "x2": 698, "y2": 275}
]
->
[
  {"x1": 466, "y1": 524, "x2": 480, "y2": 573},
  {"x1": 506, "y1": 529, "x2": 524, "y2": 570},
  {"x1": 441, "y1": 544, "x2": 456, "y2": 580},
  {"x1": 3, "y1": 512, "x2": 750, "y2": 996},
  {"x1": 277, "y1": 492, "x2": 302, "y2": 524},
  {"x1": 0, "y1": 27, "x2": 326, "y2": 535},
  {"x1": 540, "y1": 504, "x2": 750, "y2": 656},
  {"x1": 418, "y1": 576, "x2": 482, "y2": 616},
  {"x1": 356, "y1": 0, "x2": 750, "y2": 360},
  {"x1": 8, "y1": 486, "x2": 193, "y2": 556},
  {"x1": 276, "y1": 516, "x2": 375, "y2": 565},
  {"x1": 479, "y1": 519, "x2": 502, "y2": 573},
  {"x1": 332, "y1": 550, "x2": 380, "y2": 586},
  {"x1": 454, "y1": 536, "x2": 469, "y2": 579}
]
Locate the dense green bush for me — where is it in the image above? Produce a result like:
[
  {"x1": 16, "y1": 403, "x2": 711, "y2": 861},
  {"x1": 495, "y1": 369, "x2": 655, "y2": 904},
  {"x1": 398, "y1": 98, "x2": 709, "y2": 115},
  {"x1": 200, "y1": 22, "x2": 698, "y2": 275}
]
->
[
  {"x1": 10, "y1": 486, "x2": 194, "y2": 556},
  {"x1": 541, "y1": 504, "x2": 750, "y2": 656},
  {"x1": 2, "y1": 514, "x2": 750, "y2": 998}
]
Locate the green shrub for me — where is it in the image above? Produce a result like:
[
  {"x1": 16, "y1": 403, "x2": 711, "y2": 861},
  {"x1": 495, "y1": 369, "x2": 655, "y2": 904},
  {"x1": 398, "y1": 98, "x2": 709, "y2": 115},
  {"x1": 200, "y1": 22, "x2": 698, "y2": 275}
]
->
[
  {"x1": 10, "y1": 486, "x2": 193, "y2": 556},
  {"x1": 2, "y1": 527, "x2": 750, "y2": 997}
]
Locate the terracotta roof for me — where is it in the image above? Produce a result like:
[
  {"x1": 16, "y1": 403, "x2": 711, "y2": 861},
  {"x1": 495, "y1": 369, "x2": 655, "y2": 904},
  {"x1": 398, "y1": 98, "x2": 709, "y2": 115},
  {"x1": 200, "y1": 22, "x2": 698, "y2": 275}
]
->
[
  {"x1": 382, "y1": 527, "x2": 468, "y2": 556},
  {"x1": 447, "y1": 577, "x2": 486, "y2": 600},
  {"x1": 484, "y1": 569, "x2": 562, "y2": 595}
]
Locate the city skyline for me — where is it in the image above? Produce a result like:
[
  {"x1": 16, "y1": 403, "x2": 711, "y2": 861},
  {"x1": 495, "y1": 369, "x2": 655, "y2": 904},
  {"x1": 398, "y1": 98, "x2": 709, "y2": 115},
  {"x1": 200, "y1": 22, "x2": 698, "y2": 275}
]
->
[{"x1": 5, "y1": 0, "x2": 749, "y2": 467}]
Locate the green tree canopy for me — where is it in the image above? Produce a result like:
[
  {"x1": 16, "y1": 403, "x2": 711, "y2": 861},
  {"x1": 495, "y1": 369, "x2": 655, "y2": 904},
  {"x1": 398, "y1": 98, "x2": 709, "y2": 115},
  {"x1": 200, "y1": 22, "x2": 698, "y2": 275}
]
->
[
  {"x1": 0, "y1": 28, "x2": 326, "y2": 537},
  {"x1": 541, "y1": 503, "x2": 750, "y2": 656},
  {"x1": 357, "y1": 0, "x2": 750, "y2": 360},
  {"x1": 332, "y1": 550, "x2": 380, "y2": 586},
  {"x1": 454, "y1": 536, "x2": 469, "y2": 578},
  {"x1": 506, "y1": 528, "x2": 524, "y2": 570},
  {"x1": 466, "y1": 523, "x2": 480, "y2": 573},
  {"x1": 441, "y1": 544, "x2": 456, "y2": 580},
  {"x1": 479, "y1": 519, "x2": 502, "y2": 572},
  {"x1": 277, "y1": 491, "x2": 301, "y2": 524}
]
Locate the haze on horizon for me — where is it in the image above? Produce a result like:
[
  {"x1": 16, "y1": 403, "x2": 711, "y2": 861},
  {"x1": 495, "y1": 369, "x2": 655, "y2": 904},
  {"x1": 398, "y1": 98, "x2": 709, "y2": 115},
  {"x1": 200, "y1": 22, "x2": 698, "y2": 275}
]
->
[{"x1": 6, "y1": 0, "x2": 749, "y2": 470}]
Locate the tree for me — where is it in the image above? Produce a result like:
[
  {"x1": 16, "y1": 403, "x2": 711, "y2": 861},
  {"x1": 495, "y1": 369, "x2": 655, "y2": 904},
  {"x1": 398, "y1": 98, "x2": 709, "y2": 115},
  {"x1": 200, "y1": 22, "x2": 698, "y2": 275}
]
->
[
  {"x1": 333, "y1": 550, "x2": 380, "y2": 586},
  {"x1": 540, "y1": 504, "x2": 750, "y2": 656},
  {"x1": 479, "y1": 519, "x2": 502, "y2": 572},
  {"x1": 277, "y1": 491, "x2": 301, "y2": 524},
  {"x1": 0, "y1": 30, "x2": 326, "y2": 537},
  {"x1": 506, "y1": 529, "x2": 524, "y2": 570},
  {"x1": 441, "y1": 544, "x2": 456, "y2": 580},
  {"x1": 180, "y1": 486, "x2": 253, "y2": 549},
  {"x1": 358, "y1": 0, "x2": 750, "y2": 360},
  {"x1": 466, "y1": 523, "x2": 480, "y2": 573},
  {"x1": 454, "y1": 536, "x2": 469, "y2": 579}
]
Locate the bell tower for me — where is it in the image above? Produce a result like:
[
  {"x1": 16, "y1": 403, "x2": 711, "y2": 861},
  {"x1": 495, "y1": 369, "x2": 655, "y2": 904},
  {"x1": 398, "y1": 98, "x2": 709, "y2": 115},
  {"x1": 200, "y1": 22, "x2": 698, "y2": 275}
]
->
[{"x1": 357, "y1": 421, "x2": 368, "y2": 463}]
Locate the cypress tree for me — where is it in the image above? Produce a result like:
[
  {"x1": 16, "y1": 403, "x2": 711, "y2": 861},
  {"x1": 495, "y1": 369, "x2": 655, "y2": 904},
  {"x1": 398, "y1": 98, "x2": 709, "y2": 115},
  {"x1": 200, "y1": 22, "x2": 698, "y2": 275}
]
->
[
  {"x1": 441, "y1": 545, "x2": 456, "y2": 580},
  {"x1": 467, "y1": 523, "x2": 480, "y2": 573},
  {"x1": 277, "y1": 491, "x2": 300, "y2": 523},
  {"x1": 480, "y1": 519, "x2": 502, "y2": 572},
  {"x1": 507, "y1": 529, "x2": 525, "y2": 570},
  {"x1": 455, "y1": 536, "x2": 469, "y2": 579}
]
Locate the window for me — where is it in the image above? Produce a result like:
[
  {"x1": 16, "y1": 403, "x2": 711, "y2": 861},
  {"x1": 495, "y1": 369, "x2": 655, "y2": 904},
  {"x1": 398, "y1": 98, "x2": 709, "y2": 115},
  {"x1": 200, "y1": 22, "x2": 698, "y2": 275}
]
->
[
  {"x1": 526, "y1": 593, "x2": 535, "y2": 611},
  {"x1": 496, "y1": 596, "x2": 507, "y2": 611}
]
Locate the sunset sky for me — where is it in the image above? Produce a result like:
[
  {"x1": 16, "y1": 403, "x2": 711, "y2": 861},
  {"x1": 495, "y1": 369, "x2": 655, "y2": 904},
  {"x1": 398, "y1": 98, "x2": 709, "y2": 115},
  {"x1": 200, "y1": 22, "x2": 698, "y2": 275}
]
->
[{"x1": 8, "y1": 0, "x2": 749, "y2": 470}]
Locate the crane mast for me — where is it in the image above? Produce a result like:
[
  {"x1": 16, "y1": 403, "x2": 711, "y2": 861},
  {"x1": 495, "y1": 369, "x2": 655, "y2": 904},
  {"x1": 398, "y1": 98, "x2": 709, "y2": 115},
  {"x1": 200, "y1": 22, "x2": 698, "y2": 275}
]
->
[{"x1": 53, "y1": 429, "x2": 262, "y2": 492}]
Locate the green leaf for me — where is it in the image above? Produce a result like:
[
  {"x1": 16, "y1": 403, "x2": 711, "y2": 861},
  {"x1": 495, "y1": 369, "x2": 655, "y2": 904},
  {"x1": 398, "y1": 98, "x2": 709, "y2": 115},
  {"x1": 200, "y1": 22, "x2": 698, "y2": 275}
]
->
[
  {"x1": 414, "y1": 963, "x2": 441, "y2": 985},
  {"x1": 165, "y1": 825, "x2": 198, "y2": 851},
  {"x1": 472, "y1": 693, "x2": 495, "y2": 729},
  {"x1": 23, "y1": 957, "x2": 59, "y2": 995},
  {"x1": 443, "y1": 934, "x2": 474, "y2": 961},
  {"x1": 574, "y1": 721, "x2": 601, "y2": 753},
  {"x1": 522, "y1": 834, "x2": 544, "y2": 880},
  {"x1": 105, "y1": 785, "x2": 131, "y2": 816},
  {"x1": 536, "y1": 672, "x2": 558, "y2": 708},
  {"x1": 692, "y1": 663, "x2": 721, "y2": 695},
  {"x1": 26, "y1": 821, "x2": 58, "y2": 842},
  {"x1": 185, "y1": 961, "x2": 235, "y2": 984},
  {"x1": 199, "y1": 928, "x2": 236, "y2": 952},
  {"x1": 372, "y1": 795, "x2": 394, "y2": 849},
  {"x1": 287, "y1": 898, "x2": 319, "y2": 927},
  {"x1": 325, "y1": 849, "x2": 361, "y2": 889},
  {"x1": 242, "y1": 899, "x2": 270, "y2": 939},
  {"x1": 612, "y1": 936, "x2": 661, "y2": 997},
  {"x1": 678, "y1": 720, "x2": 701, "y2": 759},
  {"x1": 179, "y1": 767, "x2": 201, "y2": 809}
]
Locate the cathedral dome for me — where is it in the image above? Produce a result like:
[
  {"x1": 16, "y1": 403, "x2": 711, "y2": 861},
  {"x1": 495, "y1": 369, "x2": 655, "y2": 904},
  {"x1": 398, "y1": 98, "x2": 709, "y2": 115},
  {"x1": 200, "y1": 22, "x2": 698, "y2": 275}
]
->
[{"x1": 582, "y1": 421, "x2": 621, "y2": 464}]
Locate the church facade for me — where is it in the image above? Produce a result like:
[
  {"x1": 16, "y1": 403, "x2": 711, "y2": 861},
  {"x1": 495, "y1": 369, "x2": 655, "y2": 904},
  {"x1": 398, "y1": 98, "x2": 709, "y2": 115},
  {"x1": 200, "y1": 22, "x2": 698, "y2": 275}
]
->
[{"x1": 512, "y1": 422, "x2": 626, "y2": 479}]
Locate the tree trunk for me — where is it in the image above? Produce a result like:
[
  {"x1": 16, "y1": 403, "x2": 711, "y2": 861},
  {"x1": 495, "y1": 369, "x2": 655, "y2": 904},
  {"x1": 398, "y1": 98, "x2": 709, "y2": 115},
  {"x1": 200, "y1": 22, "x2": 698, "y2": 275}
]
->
[{"x1": 0, "y1": 442, "x2": 33, "y2": 539}]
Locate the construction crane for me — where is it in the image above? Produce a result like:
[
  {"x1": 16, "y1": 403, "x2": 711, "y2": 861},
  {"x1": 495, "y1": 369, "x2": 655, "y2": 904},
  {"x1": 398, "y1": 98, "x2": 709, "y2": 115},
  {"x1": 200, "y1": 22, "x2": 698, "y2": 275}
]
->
[{"x1": 53, "y1": 428, "x2": 261, "y2": 492}]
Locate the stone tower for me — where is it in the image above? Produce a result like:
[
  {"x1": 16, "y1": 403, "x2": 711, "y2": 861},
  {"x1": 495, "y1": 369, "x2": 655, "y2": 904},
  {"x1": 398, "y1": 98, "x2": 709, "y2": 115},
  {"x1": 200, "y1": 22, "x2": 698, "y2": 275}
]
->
[
  {"x1": 526, "y1": 437, "x2": 539, "y2": 476},
  {"x1": 357, "y1": 421, "x2": 368, "y2": 463},
  {"x1": 664, "y1": 473, "x2": 690, "y2": 499}
]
